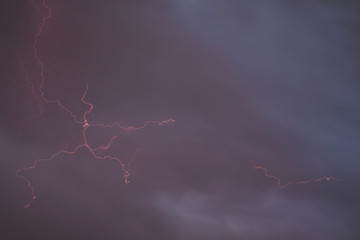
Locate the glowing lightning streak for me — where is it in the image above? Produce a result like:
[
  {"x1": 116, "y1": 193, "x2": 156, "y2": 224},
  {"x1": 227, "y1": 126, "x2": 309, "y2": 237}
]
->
[
  {"x1": 16, "y1": 80, "x2": 175, "y2": 208},
  {"x1": 33, "y1": 0, "x2": 51, "y2": 100},
  {"x1": 15, "y1": 0, "x2": 175, "y2": 208},
  {"x1": 253, "y1": 165, "x2": 342, "y2": 189},
  {"x1": 18, "y1": 0, "x2": 81, "y2": 134}
]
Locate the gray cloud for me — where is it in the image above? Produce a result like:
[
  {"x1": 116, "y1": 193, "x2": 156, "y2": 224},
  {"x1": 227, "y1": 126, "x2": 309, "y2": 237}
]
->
[{"x1": 1, "y1": 0, "x2": 359, "y2": 239}]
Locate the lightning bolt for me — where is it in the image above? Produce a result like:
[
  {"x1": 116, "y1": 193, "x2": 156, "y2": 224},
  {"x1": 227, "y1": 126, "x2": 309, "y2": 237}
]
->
[
  {"x1": 253, "y1": 165, "x2": 342, "y2": 189},
  {"x1": 14, "y1": 0, "x2": 175, "y2": 208}
]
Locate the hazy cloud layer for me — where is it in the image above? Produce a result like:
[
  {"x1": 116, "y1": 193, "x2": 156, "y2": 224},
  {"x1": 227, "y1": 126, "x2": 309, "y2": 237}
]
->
[{"x1": 1, "y1": 0, "x2": 359, "y2": 239}]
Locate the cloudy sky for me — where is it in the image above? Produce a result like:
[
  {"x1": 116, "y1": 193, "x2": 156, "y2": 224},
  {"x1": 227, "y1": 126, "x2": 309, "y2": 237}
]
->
[{"x1": 1, "y1": 0, "x2": 359, "y2": 239}]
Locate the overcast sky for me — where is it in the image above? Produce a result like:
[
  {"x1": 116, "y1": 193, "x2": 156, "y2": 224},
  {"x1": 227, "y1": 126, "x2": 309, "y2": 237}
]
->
[{"x1": 1, "y1": 0, "x2": 359, "y2": 239}]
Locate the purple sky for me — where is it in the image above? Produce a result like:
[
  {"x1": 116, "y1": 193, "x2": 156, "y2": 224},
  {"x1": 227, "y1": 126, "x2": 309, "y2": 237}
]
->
[{"x1": 1, "y1": 0, "x2": 359, "y2": 239}]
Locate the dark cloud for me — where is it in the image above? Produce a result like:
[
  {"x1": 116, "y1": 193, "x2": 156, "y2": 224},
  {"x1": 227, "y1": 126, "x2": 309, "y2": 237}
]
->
[{"x1": 1, "y1": 0, "x2": 359, "y2": 239}]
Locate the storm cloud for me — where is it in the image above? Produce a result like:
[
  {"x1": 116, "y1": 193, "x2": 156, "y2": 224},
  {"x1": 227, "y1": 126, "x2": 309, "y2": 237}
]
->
[{"x1": 1, "y1": 0, "x2": 359, "y2": 239}]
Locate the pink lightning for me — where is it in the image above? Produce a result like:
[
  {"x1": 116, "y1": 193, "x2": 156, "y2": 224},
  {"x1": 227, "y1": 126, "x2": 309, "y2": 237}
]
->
[
  {"x1": 253, "y1": 165, "x2": 342, "y2": 189},
  {"x1": 15, "y1": 0, "x2": 175, "y2": 208}
]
